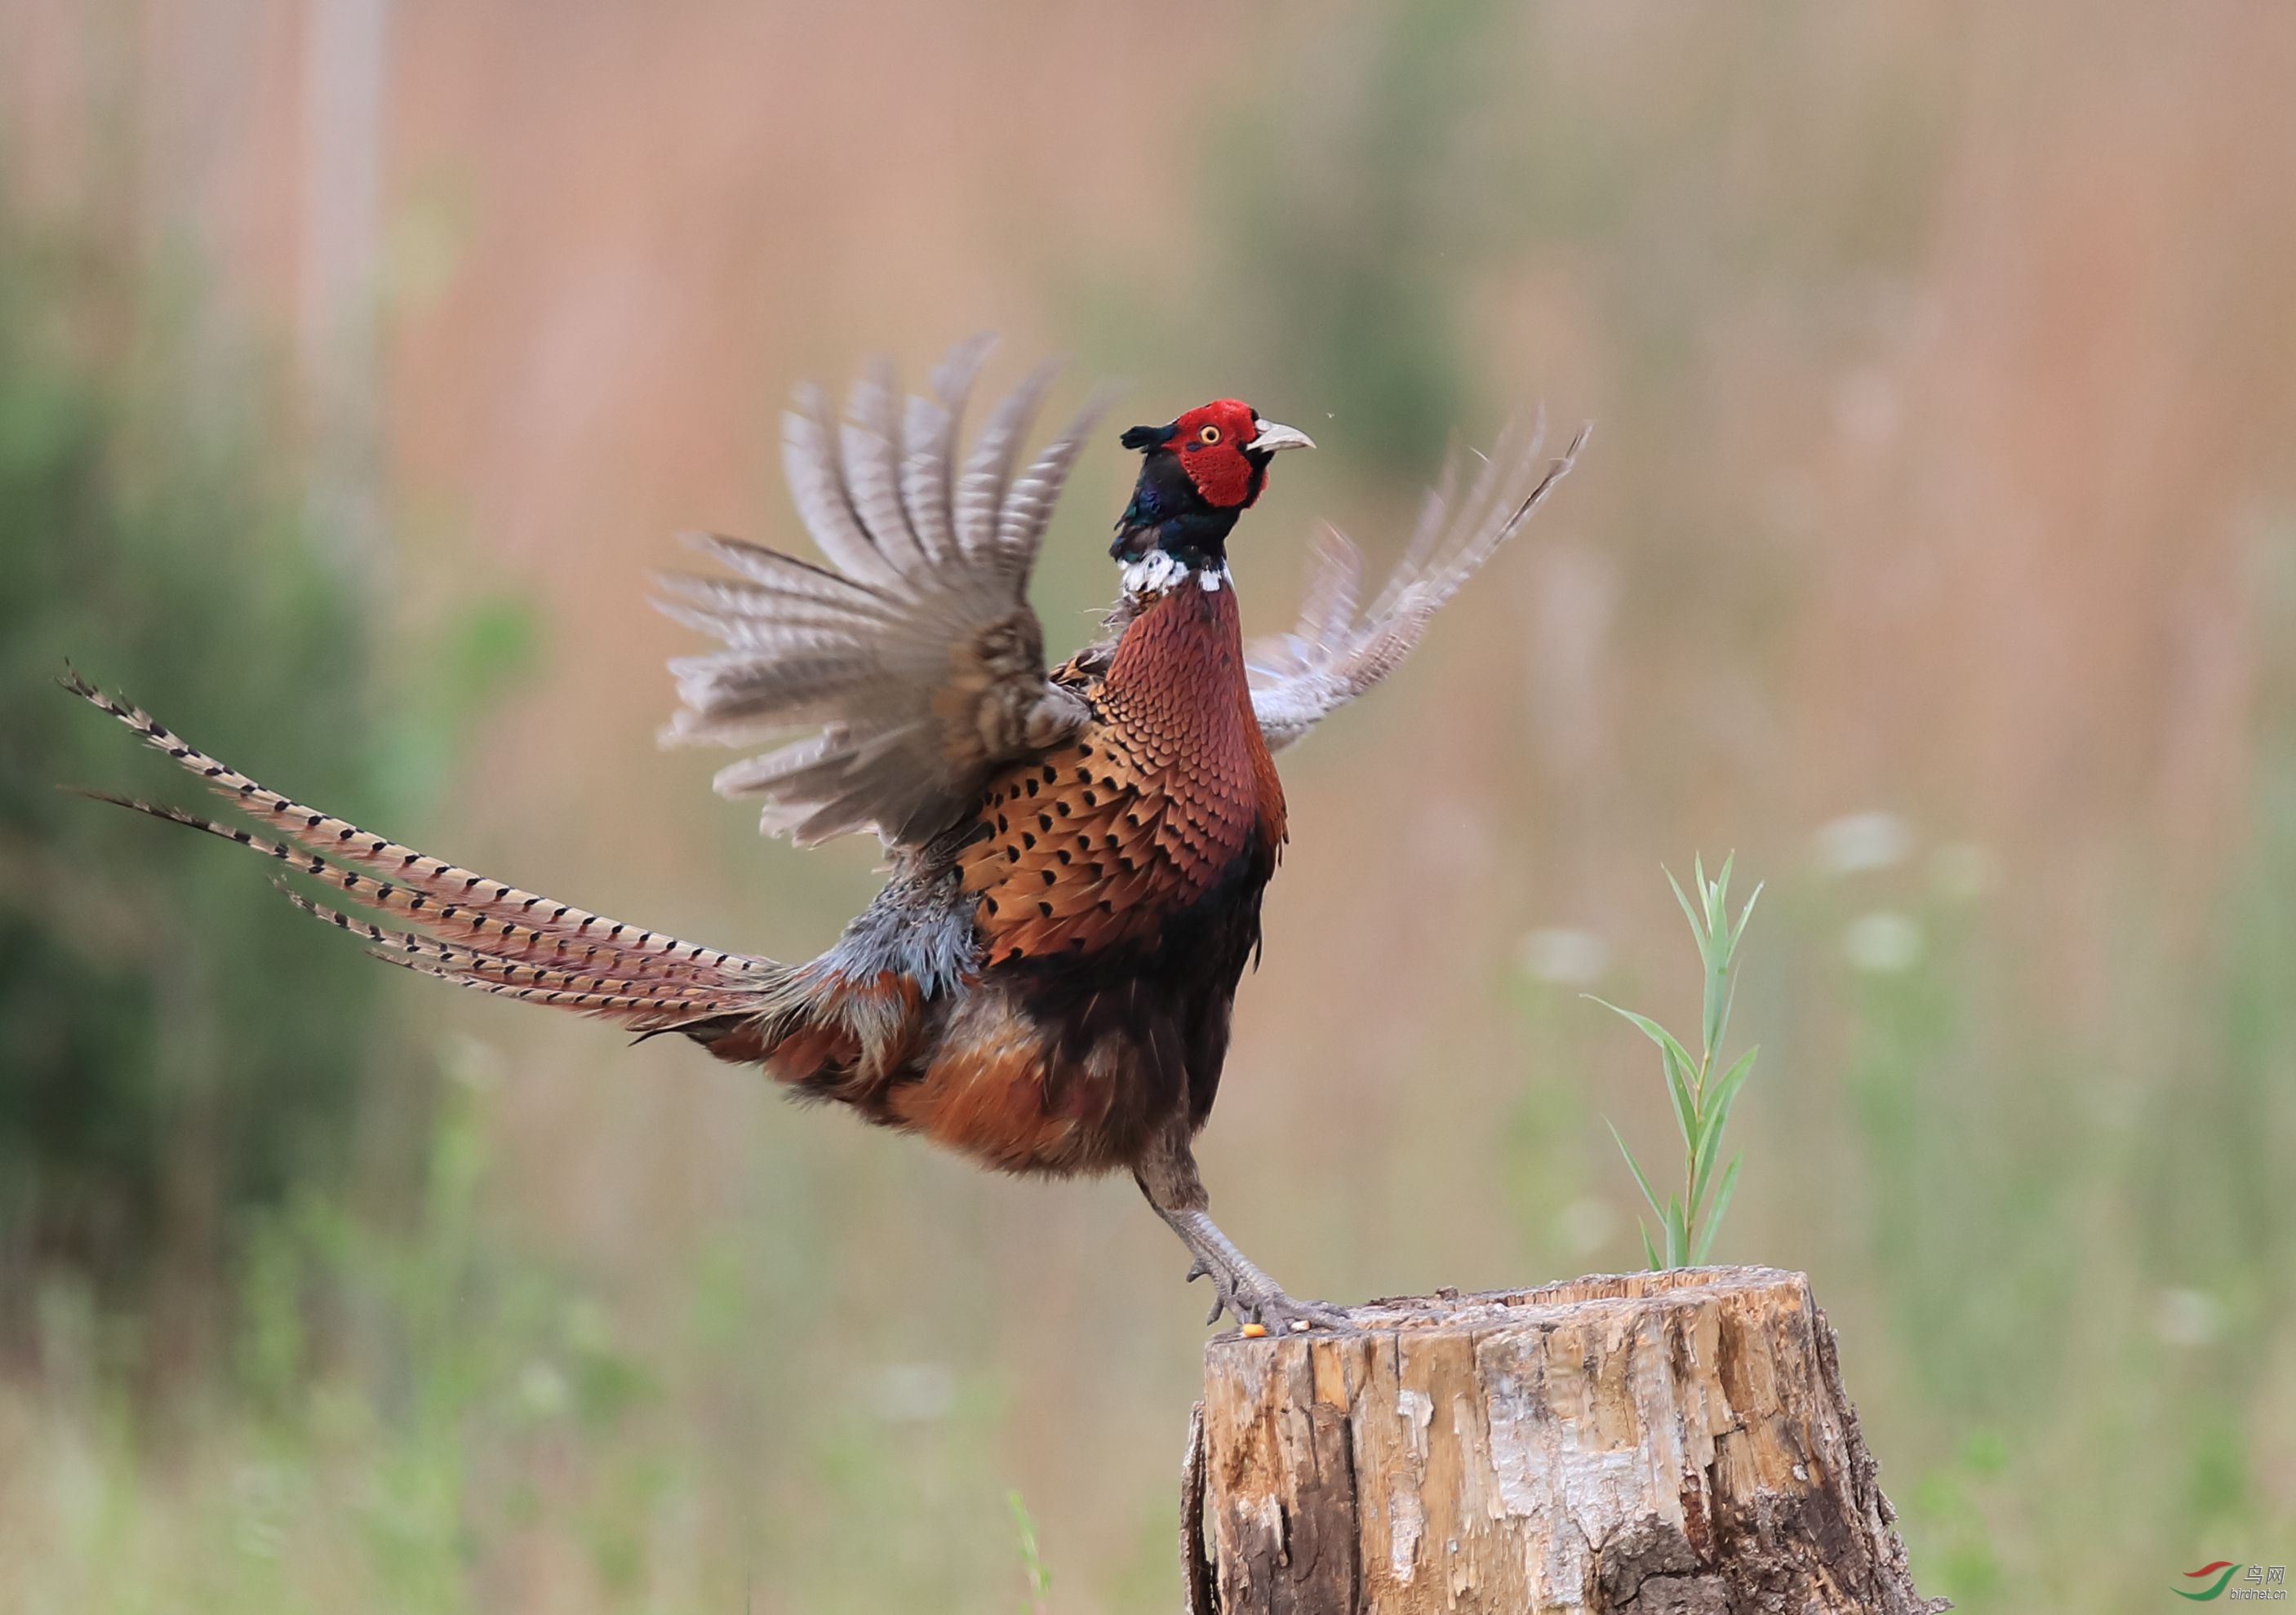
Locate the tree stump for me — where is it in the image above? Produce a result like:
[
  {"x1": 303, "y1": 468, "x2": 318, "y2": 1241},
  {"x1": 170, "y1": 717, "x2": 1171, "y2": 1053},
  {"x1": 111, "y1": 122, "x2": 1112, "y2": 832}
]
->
[{"x1": 1184, "y1": 1266, "x2": 1940, "y2": 1615}]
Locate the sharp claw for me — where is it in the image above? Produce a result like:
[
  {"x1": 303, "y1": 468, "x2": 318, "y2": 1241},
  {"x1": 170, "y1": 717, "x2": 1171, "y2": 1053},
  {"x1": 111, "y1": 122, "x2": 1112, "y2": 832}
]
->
[{"x1": 1170, "y1": 1234, "x2": 1349, "y2": 1333}]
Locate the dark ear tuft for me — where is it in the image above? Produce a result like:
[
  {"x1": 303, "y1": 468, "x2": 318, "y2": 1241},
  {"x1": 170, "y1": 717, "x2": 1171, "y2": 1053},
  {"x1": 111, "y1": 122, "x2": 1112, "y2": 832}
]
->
[{"x1": 1120, "y1": 423, "x2": 1175, "y2": 451}]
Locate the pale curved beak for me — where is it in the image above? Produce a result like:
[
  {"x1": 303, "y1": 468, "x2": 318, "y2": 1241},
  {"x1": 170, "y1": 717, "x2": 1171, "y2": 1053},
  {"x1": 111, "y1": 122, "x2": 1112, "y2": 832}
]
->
[{"x1": 1246, "y1": 419, "x2": 1316, "y2": 455}]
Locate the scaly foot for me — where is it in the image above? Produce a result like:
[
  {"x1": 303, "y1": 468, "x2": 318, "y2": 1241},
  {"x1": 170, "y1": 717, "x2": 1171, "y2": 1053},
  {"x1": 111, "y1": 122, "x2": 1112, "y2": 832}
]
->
[
  {"x1": 1142, "y1": 1180, "x2": 1354, "y2": 1333},
  {"x1": 1184, "y1": 1253, "x2": 1353, "y2": 1333}
]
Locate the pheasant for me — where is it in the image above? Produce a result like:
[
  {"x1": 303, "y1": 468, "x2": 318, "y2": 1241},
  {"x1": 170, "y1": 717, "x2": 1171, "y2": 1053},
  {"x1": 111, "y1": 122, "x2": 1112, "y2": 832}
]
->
[{"x1": 66, "y1": 339, "x2": 1581, "y2": 1333}]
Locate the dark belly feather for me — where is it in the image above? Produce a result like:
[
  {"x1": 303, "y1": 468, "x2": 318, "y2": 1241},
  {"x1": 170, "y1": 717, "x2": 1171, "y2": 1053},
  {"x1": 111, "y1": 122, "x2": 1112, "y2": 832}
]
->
[{"x1": 775, "y1": 579, "x2": 1286, "y2": 1177}]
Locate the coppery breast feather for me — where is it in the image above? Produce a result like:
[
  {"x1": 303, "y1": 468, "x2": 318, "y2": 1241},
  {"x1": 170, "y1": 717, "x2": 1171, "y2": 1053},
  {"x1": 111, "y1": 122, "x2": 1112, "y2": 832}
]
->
[{"x1": 960, "y1": 582, "x2": 1278, "y2": 965}]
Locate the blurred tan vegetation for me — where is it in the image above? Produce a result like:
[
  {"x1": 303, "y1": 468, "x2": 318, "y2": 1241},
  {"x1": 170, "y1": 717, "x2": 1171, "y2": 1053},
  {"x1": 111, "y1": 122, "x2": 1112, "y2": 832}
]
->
[{"x1": 2, "y1": 2, "x2": 2294, "y2": 1610}]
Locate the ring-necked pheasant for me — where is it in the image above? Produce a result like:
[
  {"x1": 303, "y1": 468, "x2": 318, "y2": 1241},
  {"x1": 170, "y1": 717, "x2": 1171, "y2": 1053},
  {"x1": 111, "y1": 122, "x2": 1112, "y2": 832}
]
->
[{"x1": 66, "y1": 339, "x2": 1581, "y2": 1333}]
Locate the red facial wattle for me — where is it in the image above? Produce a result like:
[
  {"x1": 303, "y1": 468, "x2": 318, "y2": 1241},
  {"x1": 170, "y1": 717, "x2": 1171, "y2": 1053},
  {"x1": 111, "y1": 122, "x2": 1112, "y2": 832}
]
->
[
  {"x1": 1112, "y1": 400, "x2": 1317, "y2": 566},
  {"x1": 1170, "y1": 398, "x2": 1266, "y2": 509}
]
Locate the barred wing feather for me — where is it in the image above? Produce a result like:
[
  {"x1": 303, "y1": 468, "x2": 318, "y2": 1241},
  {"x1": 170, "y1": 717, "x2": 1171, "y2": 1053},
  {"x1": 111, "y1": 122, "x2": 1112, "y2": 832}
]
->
[
  {"x1": 659, "y1": 339, "x2": 1105, "y2": 849},
  {"x1": 1247, "y1": 419, "x2": 1587, "y2": 752}
]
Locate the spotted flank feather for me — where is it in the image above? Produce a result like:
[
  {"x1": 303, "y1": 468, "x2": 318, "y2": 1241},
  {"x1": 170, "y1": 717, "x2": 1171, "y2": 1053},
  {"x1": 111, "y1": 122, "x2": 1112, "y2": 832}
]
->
[{"x1": 60, "y1": 673, "x2": 779, "y2": 1032}]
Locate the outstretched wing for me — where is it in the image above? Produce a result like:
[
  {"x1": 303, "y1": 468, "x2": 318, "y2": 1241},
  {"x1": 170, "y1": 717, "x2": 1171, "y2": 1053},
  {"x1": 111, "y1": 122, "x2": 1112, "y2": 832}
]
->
[
  {"x1": 659, "y1": 338, "x2": 1108, "y2": 849},
  {"x1": 1246, "y1": 419, "x2": 1587, "y2": 752}
]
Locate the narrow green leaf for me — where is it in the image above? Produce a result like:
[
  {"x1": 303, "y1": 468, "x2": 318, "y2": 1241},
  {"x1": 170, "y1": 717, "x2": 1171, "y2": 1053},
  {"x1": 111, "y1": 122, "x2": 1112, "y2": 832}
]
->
[
  {"x1": 1712, "y1": 974, "x2": 1741, "y2": 1063},
  {"x1": 1699, "y1": 855, "x2": 1732, "y2": 1054},
  {"x1": 1730, "y1": 881, "x2": 1764, "y2": 952},
  {"x1": 1691, "y1": 1045, "x2": 1758, "y2": 1208},
  {"x1": 1663, "y1": 1196, "x2": 1690, "y2": 1268},
  {"x1": 1664, "y1": 865, "x2": 1703, "y2": 946},
  {"x1": 1607, "y1": 1120, "x2": 1666, "y2": 1222},
  {"x1": 1705, "y1": 1045, "x2": 1760, "y2": 1120},
  {"x1": 1690, "y1": 1118, "x2": 1721, "y2": 1215},
  {"x1": 1690, "y1": 1155, "x2": 1743, "y2": 1265},
  {"x1": 1588, "y1": 1000, "x2": 1702, "y2": 1104},
  {"x1": 1661, "y1": 1045, "x2": 1699, "y2": 1149},
  {"x1": 1640, "y1": 1221, "x2": 1662, "y2": 1271}
]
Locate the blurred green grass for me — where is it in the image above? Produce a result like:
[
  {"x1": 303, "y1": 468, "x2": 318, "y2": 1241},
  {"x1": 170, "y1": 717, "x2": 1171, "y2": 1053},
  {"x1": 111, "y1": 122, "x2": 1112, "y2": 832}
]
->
[{"x1": 0, "y1": 203, "x2": 398, "y2": 1330}]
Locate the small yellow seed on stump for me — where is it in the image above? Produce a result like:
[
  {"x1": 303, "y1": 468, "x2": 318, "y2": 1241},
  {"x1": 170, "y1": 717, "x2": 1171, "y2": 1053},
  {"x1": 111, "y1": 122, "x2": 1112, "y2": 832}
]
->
[{"x1": 1238, "y1": 1323, "x2": 1268, "y2": 1338}]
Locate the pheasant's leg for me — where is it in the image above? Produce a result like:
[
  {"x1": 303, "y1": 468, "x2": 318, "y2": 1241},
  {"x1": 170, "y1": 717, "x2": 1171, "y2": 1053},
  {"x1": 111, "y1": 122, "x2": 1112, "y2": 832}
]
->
[
  {"x1": 1135, "y1": 1127, "x2": 1351, "y2": 1333},
  {"x1": 1157, "y1": 1205, "x2": 1354, "y2": 1333}
]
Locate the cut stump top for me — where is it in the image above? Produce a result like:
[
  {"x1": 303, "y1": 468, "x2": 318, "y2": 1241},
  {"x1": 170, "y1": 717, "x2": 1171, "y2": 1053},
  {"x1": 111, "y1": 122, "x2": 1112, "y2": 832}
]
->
[{"x1": 1192, "y1": 1266, "x2": 1938, "y2": 1615}]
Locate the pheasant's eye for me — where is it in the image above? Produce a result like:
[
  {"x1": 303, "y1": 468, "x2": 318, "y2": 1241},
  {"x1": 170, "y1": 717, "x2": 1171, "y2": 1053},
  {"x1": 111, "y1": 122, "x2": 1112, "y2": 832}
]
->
[{"x1": 1197, "y1": 424, "x2": 1221, "y2": 445}]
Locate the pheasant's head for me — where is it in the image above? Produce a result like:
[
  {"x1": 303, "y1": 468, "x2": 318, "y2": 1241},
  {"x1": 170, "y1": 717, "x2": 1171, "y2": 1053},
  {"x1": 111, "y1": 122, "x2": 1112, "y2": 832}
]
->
[{"x1": 1111, "y1": 399, "x2": 1313, "y2": 587}]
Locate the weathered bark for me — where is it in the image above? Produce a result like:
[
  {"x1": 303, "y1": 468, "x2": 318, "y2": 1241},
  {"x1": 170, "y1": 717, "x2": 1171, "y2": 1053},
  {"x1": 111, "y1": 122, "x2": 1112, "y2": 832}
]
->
[{"x1": 1186, "y1": 1266, "x2": 1940, "y2": 1615}]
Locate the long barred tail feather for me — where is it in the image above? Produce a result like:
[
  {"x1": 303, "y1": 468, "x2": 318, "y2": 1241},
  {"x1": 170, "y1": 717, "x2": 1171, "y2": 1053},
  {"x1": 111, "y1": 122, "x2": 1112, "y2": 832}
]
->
[
  {"x1": 274, "y1": 883, "x2": 748, "y2": 1010},
  {"x1": 61, "y1": 673, "x2": 780, "y2": 1033}
]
